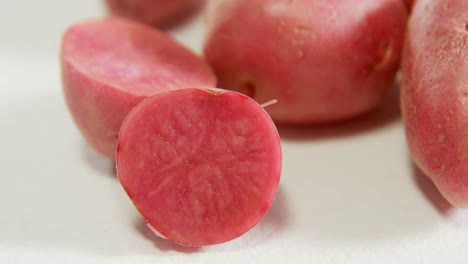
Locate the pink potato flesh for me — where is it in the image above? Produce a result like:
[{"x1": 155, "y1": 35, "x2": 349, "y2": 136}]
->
[
  {"x1": 105, "y1": 0, "x2": 200, "y2": 27},
  {"x1": 116, "y1": 88, "x2": 282, "y2": 246},
  {"x1": 61, "y1": 18, "x2": 216, "y2": 157},
  {"x1": 204, "y1": 0, "x2": 407, "y2": 124},
  {"x1": 401, "y1": 0, "x2": 468, "y2": 208}
]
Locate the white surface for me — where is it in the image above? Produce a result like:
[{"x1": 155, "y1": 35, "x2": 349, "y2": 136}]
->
[{"x1": 1, "y1": 1, "x2": 467, "y2": 263}]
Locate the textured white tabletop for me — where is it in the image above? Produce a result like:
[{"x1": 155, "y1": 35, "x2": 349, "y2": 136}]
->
[{"x1": 0, "y1": 1, "x2": 467, "y2": 263}]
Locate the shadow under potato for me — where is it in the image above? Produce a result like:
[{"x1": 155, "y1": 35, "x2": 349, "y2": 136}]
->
[
  {"x1": 81, "y1": 142, "x2": 117, "y2": 177},
  {"x1": 158, "y1": 0, "x2": 207, "y2": 30},
  {"x1": 278, "y1": 83, "x2": 401, "y2": 141},
  {"x1": 258, "y1": 188, "x2": 289, "y2": 235},
  {"x1": 134, "y1": 188, "x2": 289, "y2": 251},
  {"x1": 412, "y1": 162, "x2": 453, "y2": 216}
]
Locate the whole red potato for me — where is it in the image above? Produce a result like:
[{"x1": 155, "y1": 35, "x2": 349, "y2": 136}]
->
[
  {"x1": 105, "y1": 0, "x2": 201, "y2": 27},
  {"x1": 401, "y1": 0, "x2": 468, "y2": 207},
  {"x1": 204, "y1": 0, "x2": 407, "y2": 124}
]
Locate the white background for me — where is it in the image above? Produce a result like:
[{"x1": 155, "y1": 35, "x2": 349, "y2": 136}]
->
[{"x1": 0, "y1": 1, "x2": 467, "y2": 263}]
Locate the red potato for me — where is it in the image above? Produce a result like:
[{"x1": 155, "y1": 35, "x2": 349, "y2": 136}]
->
[
  {"x1": 105, "y1": 0, "x2": 200, "y2": 27},
  {"x1": 204, "y1": 0, "x2": 407, "y2": 124},
  {"x1": 61, "y1": 18, "x2": 216, "y2": 157},
  {"x1": 401, "y1": 0, "x2": 468, "y2": 207},
  {"x1": 116, "y1": 88, "x2": 282, "y2": 246}
]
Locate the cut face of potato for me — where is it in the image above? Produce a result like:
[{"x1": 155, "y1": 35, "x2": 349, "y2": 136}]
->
[{"x1": 116, "y1": 88, "x2": 282, "y2": 246}]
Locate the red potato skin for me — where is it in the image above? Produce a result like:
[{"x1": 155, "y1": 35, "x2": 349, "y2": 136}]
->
[
  {"x1": 62, "y1": 62, "x2": 144, "y2": 157},
  {"x1": 204, "y1": 0, "x2": 407, "y2": 124},
  {"x1": 116, "y1": 88, "x2": 282, "y2": 246},
  {"x1": 106, "y1": 0, "x2": 200, "y2": 27},
  {"x1": 61, "y1": 18, "x2": 216, "y2": 157},
  {"x1": 401, "y1": 0, "x2": 468, "y2": 207}
]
